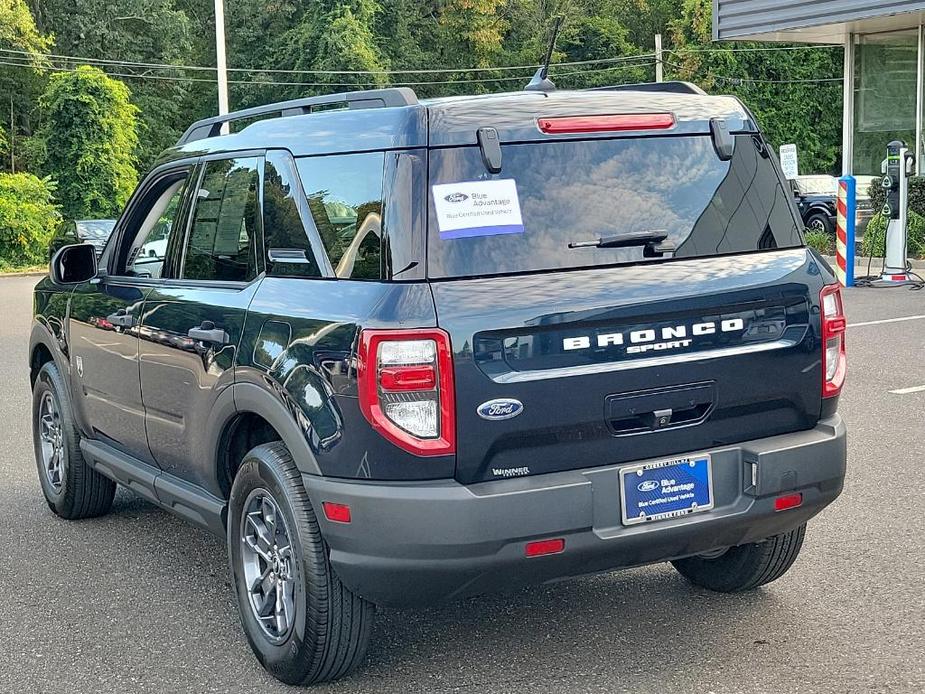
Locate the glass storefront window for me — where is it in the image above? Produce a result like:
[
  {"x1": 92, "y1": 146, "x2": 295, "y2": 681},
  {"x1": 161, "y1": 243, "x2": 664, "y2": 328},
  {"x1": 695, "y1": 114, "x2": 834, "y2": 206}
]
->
[{"x1": 853, "y1": 30, "x2": 919, "y2": 176}]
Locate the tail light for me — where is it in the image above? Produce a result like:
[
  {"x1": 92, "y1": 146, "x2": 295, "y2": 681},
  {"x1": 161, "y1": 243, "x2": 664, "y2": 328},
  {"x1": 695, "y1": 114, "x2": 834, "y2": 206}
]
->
[
  {"x1": 357, "y1": 329, "x2": 456, "y2": 456},
  {"x1": 820, "y1": 284, "x2": 847, "y2": 398},
  {"x1": 537, "y1": 113, "x2": 675, "y2": 134}
]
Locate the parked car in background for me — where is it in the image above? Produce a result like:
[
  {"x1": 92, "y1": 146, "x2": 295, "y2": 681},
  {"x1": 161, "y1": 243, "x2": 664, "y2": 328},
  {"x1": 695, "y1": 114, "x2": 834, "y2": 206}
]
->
[
  {"x1": 791, "y1": 175, "x2": 837, "y2": 233},
  {"x1": 49, "y1": 219, "x2": 116, "y2": 260}
]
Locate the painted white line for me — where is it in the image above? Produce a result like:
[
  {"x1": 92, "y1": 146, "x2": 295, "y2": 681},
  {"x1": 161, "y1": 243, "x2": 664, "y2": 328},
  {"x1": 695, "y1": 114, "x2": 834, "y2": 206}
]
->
[
  {"x1": 849, "y1": 314, "x2": 925, "y2": 328},
  {"x1": 889, "y1": 384, "x2": 925, "y2": 395}
]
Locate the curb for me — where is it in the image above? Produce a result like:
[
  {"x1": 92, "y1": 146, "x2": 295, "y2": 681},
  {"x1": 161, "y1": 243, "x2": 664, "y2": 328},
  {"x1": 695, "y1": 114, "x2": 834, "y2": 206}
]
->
[
  {"x1": 0, "y1": 270, "x2": 46, "y2": 278},
  {"x1": 823, "y1": 255, "x2": 925, "y2": 270}
]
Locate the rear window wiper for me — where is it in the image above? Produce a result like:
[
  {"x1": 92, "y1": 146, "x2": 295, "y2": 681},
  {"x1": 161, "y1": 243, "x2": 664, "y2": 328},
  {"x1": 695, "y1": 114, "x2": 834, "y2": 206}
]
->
[{"x1": 568, "y1": 230, "x2": 669, "y2": 249}]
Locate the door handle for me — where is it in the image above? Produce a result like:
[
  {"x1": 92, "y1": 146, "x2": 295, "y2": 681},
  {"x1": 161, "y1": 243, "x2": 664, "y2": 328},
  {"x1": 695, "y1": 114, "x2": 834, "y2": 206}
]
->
[
  {"x1": 188, "y1": 321, "x2": 229, "y2": 345},
  {"x1": 106, "y1": 310, "x2": 135, "y2": 328}
]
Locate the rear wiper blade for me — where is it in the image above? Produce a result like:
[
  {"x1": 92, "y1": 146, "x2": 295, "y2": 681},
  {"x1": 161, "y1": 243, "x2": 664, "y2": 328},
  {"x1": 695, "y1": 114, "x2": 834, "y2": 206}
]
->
[{"x1": 568, "y1": 230, "x2": 669, "y2": 249}]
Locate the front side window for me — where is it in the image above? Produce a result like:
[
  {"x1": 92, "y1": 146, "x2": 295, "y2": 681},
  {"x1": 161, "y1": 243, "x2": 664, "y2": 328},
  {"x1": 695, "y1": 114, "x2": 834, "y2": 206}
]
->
[
  {"x1": 296, "y1": 152, "x2": 384, "y2": 279},
  {"x1": 122, "y1": 173, "x2": 189, "y2": 279},
  {"x1": 183, "y1": 157, "x2": 260, "y2": 282}
]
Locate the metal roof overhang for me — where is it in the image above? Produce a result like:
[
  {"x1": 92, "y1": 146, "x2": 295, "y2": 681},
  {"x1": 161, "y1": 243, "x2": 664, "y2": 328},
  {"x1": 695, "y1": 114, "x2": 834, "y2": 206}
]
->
[{"x1": 716, "y1": 5, "x2": 925, "y2": 44}]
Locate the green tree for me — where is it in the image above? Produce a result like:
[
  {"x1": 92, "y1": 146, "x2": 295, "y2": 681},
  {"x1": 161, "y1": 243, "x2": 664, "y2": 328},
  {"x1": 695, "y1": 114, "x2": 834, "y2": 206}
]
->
[
  {"x1": 34, "y1": 0, "x2": 193, "y2": 168},
  {"x1": 669, "y1": 0, "x2": 842, "y2": 174},
  {"x1": 0, "y1": 172, "x2": 60, "y2": 267},
  {"x1": 0, "y1": 0, "x2": 52, "y2": 172},
  {"x1": 36, "y1": 65, "x2": 139, "y2": 219},
  {"x1": 437, "y1": 0, "x2": 506, "y2": 69}
]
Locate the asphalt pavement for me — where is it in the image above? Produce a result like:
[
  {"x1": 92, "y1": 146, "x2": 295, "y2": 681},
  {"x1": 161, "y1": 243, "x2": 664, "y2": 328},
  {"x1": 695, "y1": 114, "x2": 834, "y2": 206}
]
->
[{"x1": 0, "y1": 274, "x2": 923, "y2": 693}]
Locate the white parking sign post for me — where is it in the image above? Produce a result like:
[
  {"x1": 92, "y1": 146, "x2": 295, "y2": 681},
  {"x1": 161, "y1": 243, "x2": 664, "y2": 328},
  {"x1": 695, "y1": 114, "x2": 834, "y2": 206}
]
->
[{"x1": 779, "y1": 144, "x2": 799, "y2": 180}]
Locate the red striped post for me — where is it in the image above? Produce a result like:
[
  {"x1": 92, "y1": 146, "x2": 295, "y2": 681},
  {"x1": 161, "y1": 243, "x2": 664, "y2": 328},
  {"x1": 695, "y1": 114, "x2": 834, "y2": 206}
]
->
[{"x1": 835, "y1": 176, "x2": 856, "y2": 287}]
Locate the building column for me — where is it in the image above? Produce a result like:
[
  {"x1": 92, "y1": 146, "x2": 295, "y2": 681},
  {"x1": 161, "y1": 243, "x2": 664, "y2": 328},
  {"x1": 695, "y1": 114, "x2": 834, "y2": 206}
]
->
[
  {"x1": 842, "y1": 33, "x2": 855, "y2": 176},
  {"x1": 917, "y1": 23, "x2": 923, "y2": 175}
]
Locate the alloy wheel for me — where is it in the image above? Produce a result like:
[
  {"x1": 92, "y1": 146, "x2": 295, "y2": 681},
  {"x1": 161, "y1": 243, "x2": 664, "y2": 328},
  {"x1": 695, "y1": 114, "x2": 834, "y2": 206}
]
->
[
  {"x1": 240, "y1": 490, "x2": 296, "y2": 643},
  {"x1": 38, "y1": 391, "x2": 65, "y2": 491}
]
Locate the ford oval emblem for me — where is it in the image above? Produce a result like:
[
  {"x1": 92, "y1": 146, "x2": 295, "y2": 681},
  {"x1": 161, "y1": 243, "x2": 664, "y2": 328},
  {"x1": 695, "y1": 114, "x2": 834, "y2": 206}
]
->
[
  {"x1": 637, "y1": 480, "x2": 660, "y2": 493},
  {"x1": 477, "y1": 398, "x2": 524, "y2": 421},
  {"x1": 444, "y1": 192, "x2": 469, "y2": 203}
]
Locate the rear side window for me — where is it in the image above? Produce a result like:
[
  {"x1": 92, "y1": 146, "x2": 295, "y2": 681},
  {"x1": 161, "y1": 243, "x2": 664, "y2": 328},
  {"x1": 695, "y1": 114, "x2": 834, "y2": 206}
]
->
[
  {"x1": 296, "y1": 152, "x2": 384, "y2": 280},
  {"x1": 427, "y1": 135, "x2": 803, "y2": 278},
  {"x1": 183, "y1": 157, "x2": 260, "y2": 283},
  {"x1": 263, "y1": 152, "x2": 323, "y2": 278}
]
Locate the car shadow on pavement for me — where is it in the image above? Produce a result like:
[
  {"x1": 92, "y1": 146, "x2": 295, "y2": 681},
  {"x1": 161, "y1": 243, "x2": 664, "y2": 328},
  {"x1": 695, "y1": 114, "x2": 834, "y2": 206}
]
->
[
  {"x1": 84, "y1": 490, "x2": 788, "y2": 692},
  {"x1": 362, "y1": 568, "x2": 784, "y2": 690}
]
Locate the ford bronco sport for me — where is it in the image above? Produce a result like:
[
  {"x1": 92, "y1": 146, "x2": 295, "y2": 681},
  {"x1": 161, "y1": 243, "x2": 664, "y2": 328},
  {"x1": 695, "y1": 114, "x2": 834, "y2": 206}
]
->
[{"x1": 30, "y1": 83, "x2": 847, "y2": 685}]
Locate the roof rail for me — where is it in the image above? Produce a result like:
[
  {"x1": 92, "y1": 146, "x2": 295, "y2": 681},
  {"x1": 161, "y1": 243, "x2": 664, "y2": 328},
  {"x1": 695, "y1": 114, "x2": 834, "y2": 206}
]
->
[
  {"x1": 590, "y1": 81, "x2": 707, "y2": 96},
  {"x1": 176, "y1": 87, "x2": 419, "y2": 145}
]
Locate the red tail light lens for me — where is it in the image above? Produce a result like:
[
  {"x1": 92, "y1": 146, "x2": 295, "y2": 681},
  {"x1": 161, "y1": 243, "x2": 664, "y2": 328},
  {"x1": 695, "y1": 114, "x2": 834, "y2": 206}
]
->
[
  {"x1": 357, "y1": 329, "x2": 456, "y2": 456},
  {"x1": 537, "y1": 113, "x2": 675, "y2": 134},
  {"x1": 820, "y1": 284, "x2": 847, "y2": 398}
]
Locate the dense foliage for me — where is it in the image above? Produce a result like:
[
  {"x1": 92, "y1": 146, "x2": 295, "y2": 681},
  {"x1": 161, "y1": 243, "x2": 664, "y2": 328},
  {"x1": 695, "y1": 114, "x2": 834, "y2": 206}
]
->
[
  {"x1": 0, "y1": 172, "x2": 60, "y2": 268},
  {"x1": 862, "y1": 211, "x2": 925, "y2": 259},
  {"x1": 863, "y1": 177, "x2": 925, "y2": 258},
  {"x1": 0, "y1": 0, "x2": 851, "y2": 269},
  {"x1": 35, "y1": 66, "x2": 139, "y2": 220}
]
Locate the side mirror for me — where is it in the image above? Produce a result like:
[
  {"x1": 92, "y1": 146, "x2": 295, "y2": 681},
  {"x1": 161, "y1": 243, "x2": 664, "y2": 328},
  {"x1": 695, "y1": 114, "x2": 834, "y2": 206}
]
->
[{"x1": 50, "y1": 243, "x2": 98, "y2": 285}]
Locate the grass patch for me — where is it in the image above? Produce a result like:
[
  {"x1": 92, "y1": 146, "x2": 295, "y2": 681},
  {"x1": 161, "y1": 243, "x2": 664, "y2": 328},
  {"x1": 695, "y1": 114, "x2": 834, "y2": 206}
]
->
[
  {"x1": 0, "y1": 259, "x2": 46, "y2": 275},
  {"x1": 803, "y1": 229, "x2": 834, "y2": 255}
]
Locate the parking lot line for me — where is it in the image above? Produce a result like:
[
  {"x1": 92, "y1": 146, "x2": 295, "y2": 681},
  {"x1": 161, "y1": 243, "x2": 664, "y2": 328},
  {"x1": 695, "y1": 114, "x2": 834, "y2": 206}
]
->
[
  {"x1": 889, "y1": 384, "x2": 925, "y2": 395},
  {"x1": 849, "y1": 314, "x2": 925, "y2": 328}
]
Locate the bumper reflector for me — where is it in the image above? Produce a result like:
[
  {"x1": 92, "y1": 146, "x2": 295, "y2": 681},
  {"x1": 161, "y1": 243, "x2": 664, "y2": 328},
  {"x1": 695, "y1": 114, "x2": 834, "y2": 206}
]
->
[
  {"x1": 774, "y1": 493, "x2": 803, "y2": 512},
  {"x1": 322, "y1": 502, "x2": 352, "y2": 524},
  {"x1": 525, "y1": 538, "x2": 565, "y2": 557}
]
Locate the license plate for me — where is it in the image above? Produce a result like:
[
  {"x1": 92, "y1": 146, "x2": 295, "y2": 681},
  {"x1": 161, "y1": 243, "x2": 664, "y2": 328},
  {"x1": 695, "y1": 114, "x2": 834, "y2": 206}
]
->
[{"x1": 620, "y1": 455, "x2": 713, "y2": 526}]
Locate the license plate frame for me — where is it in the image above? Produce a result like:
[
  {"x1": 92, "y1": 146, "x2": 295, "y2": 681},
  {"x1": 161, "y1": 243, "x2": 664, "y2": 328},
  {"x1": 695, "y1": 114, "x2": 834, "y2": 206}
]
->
[{"x1": 619, "y1": 454, "x2": 714, "y2": 526}]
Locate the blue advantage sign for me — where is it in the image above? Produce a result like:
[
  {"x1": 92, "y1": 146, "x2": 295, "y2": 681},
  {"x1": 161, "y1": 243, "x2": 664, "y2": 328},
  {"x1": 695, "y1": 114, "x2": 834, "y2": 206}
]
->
[{"x1": 620, "y1": 455, "x2": 713, "y2": 526}]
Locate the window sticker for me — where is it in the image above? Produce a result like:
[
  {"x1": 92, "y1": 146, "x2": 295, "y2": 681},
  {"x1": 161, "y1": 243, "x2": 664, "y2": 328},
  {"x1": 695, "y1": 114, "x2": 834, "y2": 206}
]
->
[{"x1": 432, "y1": 179, "x2": 524, "y2": 239}]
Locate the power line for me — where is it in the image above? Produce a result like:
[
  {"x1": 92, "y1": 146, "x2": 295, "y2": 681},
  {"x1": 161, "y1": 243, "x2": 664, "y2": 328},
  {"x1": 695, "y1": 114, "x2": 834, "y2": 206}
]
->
[
  {"x1": 660, "y1": 58, "x2": 841, "y2": 85},
  {"x1": 0, "y1": 46, "x2": 655, "y2": 76},
  {"x1": 0, "y1": 56, "x2": 656, "y2": 87}
]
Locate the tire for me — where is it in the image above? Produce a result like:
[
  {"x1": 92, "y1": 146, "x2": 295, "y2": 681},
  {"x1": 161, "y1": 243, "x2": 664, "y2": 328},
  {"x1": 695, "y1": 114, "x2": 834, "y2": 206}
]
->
[
  {"x1": 227, "y1": 442, "x2": 374, "y2": 685},
  {"x1": 671, "y1": 524, "x2": 806, "y2": 592},
  {"x1": 805, "y1": 211, "x2": 834, "y2": 234},
  {"x1": 32, "y1": 361, "x2": 116, "y2": 519}
]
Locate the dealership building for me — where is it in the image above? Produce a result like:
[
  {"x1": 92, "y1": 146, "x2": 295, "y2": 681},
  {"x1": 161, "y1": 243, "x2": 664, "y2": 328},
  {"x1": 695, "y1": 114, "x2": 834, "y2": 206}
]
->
[{"x1": 713, "y1": 1, "x2": 925, "y2": 177}]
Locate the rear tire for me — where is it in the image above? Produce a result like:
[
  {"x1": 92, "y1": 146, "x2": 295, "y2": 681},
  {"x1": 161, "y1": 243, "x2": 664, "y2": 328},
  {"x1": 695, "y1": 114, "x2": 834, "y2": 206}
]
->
[
  {"x1": 228, "y1": 442, "x2": 374, "y2": 685},
  {"x1": 32, "y1": 361, "x2": 116, "y2": 519},
  {"x1": 671, "y1": 524, "x2": 806, "y2": 592}
]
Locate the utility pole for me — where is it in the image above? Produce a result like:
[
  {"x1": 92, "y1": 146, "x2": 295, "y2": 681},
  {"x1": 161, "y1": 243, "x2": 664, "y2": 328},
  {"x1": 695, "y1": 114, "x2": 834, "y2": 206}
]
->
[
  {"x1": 654, "y1": 33, "x2": 663, "y2": 83},
  {"x1": 9, "y1": 95, "x2": 14, "y2": 174},
  {"x1": 214, "y1": 0, "x2": 230, "y2": 132}
]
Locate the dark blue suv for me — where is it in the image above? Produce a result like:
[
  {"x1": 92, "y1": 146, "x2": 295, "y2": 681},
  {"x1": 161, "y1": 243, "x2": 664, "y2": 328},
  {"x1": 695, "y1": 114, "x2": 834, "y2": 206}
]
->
[{"x1": 31, "y1": 84, "x2": 847, "y2": 685}]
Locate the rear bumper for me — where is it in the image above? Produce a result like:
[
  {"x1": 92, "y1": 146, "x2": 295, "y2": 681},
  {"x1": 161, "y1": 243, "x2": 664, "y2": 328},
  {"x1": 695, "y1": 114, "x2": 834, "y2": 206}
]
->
[{"x1": 303, "y1": 415, "x2": 846, "y2": 607}]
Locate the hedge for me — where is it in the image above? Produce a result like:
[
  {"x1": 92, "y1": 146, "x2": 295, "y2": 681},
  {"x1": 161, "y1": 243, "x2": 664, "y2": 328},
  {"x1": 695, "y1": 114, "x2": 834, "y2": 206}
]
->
[
  {"x1": 861, "y1": 210, "x2": 925, "y2": 259},
  {"x1": 0, "y1": 173, "x2": 60, "y2": 268}
]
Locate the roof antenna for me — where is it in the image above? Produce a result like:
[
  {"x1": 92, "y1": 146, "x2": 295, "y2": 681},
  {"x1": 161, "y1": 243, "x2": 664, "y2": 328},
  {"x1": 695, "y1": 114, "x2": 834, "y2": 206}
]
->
[{"x1": 525, "y1": 16, "x2": 563, "y2": 92}]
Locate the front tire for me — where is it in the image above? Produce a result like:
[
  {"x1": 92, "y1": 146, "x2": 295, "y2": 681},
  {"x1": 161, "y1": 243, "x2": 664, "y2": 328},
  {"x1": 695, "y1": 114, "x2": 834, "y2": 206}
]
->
[
  {"x1": 671, "y1": 524, "x2": 806, "y2": 592},
  {"x1": 32, "y1": 361, "x2": 116, "y2": 519},
  {"x1": 228, "y1": 442, "x2": 374, "y2": 685}
]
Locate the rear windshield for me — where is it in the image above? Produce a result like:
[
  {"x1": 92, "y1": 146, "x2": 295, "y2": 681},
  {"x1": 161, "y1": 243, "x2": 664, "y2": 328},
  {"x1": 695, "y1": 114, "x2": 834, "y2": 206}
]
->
[{"x1": 426, "y1": 135, "x2": 803, "y2": 279}]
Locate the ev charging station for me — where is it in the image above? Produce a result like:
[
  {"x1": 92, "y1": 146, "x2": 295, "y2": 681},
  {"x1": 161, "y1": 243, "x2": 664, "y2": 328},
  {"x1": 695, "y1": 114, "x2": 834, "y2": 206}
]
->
[{"x1": 880, "y1": 140, "x2": 916, "y2": 283}]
